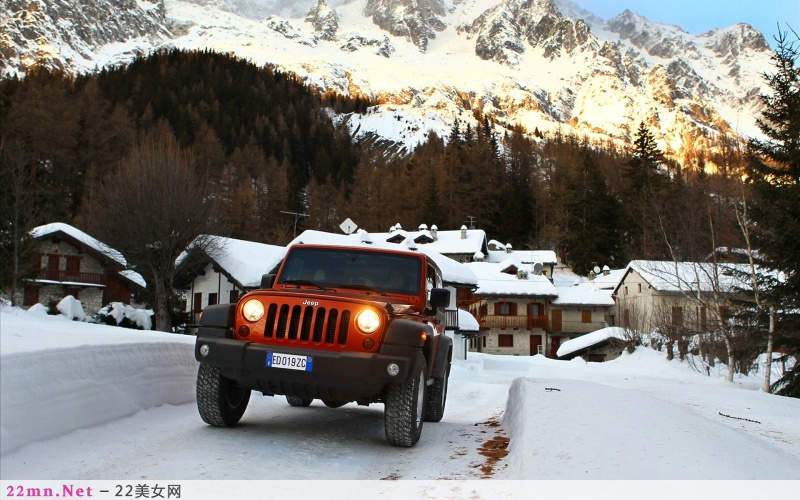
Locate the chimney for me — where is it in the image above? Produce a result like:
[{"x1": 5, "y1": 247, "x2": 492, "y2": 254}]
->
[
  {"x1": 419, "y1": 223, "x2": 428, "y2": 231},
  {"x1": 603, "y1": 265, "x2": 610, "y2": 276},
  {"x1": 505, "y1": 243, "x2": 513, "y2": 254},
  {"x1": 473, "y1": 251, "x2": 485, "y2": 262},
  {"x1": 460, "y1": 225, "x2": 467, "y2": 239},
  {"x1": 431, "y1": 224, "x2": 438, "y2": 241},
  {"x1": 516, "y1": 269, "x2": 529, "y2": 280}
]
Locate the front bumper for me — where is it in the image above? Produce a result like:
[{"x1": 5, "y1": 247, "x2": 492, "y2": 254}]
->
[{"x1": 194, "y1": 337, "x2": 419, "y2": 403}]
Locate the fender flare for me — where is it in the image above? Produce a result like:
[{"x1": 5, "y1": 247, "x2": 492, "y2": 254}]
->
[
  {"x1": 430, "y1": 334, "x2": 453, "y2": 379},
  {"x1": 383, "y1": 318, "x2": 432, "y2": 348}
]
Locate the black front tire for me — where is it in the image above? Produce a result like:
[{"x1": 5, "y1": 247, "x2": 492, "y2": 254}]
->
[
  {"x1": 384, "y1": 353, "x2": 427, "y2": 447},
  {"x1": 196, "y1": 363, "x2": 250, "y2": 426},
  {"x1": 424, "y1": 359, "x2": 450, "y2": 422},
  {"x1": 286, "y1": 396, "x2": 313, "y2": 407}
]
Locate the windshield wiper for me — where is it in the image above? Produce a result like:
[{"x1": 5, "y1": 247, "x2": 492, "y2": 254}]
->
[
  {"x1": 333, "y1": 284, "x2": 388, "y2": 296},
  {"x1": 282, "y1": 279, "x2": 327, "y2": 291}
]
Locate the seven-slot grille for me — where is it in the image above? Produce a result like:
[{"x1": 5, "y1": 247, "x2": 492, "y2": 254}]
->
[{"x1": 262, "y1": 303, "x2": 351, "y2": 346}]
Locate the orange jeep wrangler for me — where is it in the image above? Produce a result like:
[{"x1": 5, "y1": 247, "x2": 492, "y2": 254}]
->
[{"x1": 194, "y1": 244, "x2": 453, "y2": 447}]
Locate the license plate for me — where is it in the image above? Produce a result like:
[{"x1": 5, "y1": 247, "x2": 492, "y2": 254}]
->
[{"x1": 266, "y1": 352, "x2": 313, "y2": 372}]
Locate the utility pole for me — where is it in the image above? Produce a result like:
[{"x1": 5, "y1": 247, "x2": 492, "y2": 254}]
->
[{"x1": 281, "y1": 211, "x2": 309, "y2": 237}]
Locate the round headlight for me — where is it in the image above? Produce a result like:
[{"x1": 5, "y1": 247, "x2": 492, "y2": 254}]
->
[
  {"x1": 242, "y1": 299, "x2": 265, "y2": 322},
  {"x1": 355, "y1": 309, "x2": 381, "y2": 334}
]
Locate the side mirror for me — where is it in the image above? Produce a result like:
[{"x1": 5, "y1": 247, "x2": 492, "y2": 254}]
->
[
  {"x1": 260, "y1": 274, "x2": 276, "y2": 289},
  {"x1": 429, "y1": 288, "x2": 450, "y2": 309}
]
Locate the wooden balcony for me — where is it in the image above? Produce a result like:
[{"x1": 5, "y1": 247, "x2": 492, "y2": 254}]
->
[
  {"x1": 38, "y1": 269, "x2": 106, "y2": 285},
  {"x1": 476, "y1": 314, "x2": 549, "y2": 330}
]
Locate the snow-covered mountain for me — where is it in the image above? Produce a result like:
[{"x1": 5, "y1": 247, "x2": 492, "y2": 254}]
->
[{"x1": 0, "y1": 0, "x2": 775, "y2": 165}]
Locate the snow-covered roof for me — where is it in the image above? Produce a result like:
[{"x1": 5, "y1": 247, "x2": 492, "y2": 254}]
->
[
  {"x1": 178, "y1": 235, "x2": 287, "y2": 289},
  {"x1": 457, "y1": 308, "x2": 480, "y2": 332},
  {"x1": 557, "y1": 327, "x2": 629, "y2": 358},
  {"x1": 369, "y1": 227, "x2": 488, "y2": 256},
  {"x1": 31, "y1": 223, "x2": 127, "y2": 266},
  {"x1": 289, "y1": 230, "x2": 477, "y2": 288},
  {"x1": 118, "y1": 270, "x2": 147, "y2": 289},
  {"x1": 552, "y1": 266, "x2": 586, "y2": 287},
  {"x1": 620, "y1": 261, "x2": 755, "y2": 294},
  {"x1": 30, "y1": 223, "x2": 146, "y2": 288},
  {"x1": 581, "y1": 268, "x2": 627, "y2": 291},
  {"x1": 552, "y1": 286, "x2": 615, "y2": 307},
  {"x1": 487, "y1": 249, "x2": 558, "y2": 265},
  {"x1": 465, "y1": 261, "x2": 557, "y2": 297}
]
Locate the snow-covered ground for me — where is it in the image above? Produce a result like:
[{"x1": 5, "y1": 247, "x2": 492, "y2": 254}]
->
[{"x1": 1, "y1": 304, "x2": 798, "y2": 489}]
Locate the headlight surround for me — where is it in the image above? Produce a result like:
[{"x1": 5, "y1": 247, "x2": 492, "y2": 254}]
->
[
  {"x1": 241, "y1": 299, "x2": 265, "y2": 322},
  {"x1": 355, "y1": 309, "x2": 381, "y2": 334}
]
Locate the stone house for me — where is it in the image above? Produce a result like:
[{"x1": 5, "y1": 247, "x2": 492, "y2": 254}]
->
[
  {"x1": 22, "y1": 223, "x2": 146, "y2": 316},
  {"x1": 463, "y1": 260, "x2": 558, "y2": 356},
  {"x1": 613, "y1": 260, "x2": 751, "y2": 336}
]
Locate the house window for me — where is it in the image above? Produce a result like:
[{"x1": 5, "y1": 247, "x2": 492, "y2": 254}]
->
[
  {"x1": 700, "y1": 306, "x2": 707, "y2": 331},
  {"x1": 497, "y1": 303, "x2": 511, "y2": 315},
  {"x1": 193, "y1": 293, "x2": 203, "y2": 313},
  {"x1": 672, "y1": 306, "x2": 683, "y2": 327},
  {"x1": 65, "y1": 256, "x2": 81, "y2": 275},
  {"x1": 482, "y1": 336, "x2": 486, "y2": 348},
  {"x1": 581, "y1": 310, "x2": 592, "y2": 323},
  {"x1": 624, "y1": 286, "x2": 628, "y2": 296},
  {"x1": 638, "y1": 283, "x2": 642, "y2": 293},
  {"x1": 498, "y1": 334, "x2": 513, "y2": 347},
  {"x1": 208, "y1": 293, "x2": 218, "y2": 306},
  {"x1": 230, "y1": 290, "x2": 239, "y2": 303},
  {"x1": 47, "y1": 255, "x2": 60, "y2": 270}
]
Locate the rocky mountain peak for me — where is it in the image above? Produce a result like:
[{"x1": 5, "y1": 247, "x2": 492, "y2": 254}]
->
[
  {"x1": 305, "y1": 0, "x2": 339, "y2": 40},
  {"x1": 463, "y1": 0, "x2": 593, "y2": 65},
  {"x1": 705, "y1": 24, "x2": 770, "y2": 57},
  {"x1": 606, "y1": 9, "x2": 702, "y2": 60},
  {"x1": 0, "y1": 0, "x2": 171, "y2": 76},
  {"x1": 363, "y1": 0, "x2": 448, "y2": 52}
]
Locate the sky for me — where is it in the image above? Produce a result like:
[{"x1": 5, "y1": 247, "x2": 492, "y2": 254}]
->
[{"x1": 572, "y1": 0, "x2": 799, "y2": 49}]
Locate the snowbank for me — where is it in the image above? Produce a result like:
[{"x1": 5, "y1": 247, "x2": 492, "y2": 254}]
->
[
  {"x1": 96, "y1": 302, "x2": 154, "y2": 330},
  {"x1": 0, "y1": 307, "x2": 197, "y2": 455},
  {"x1": 502, "y1": 355, "x2": 800, "y2": 479},
  {"x1": 57, "y1": 295, "x2": 87, "y2": 321}
]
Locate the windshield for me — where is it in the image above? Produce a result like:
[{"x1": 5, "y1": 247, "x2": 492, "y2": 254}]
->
[{"x1": 278, "y1": 247, "x2": 422, "y2": 296}]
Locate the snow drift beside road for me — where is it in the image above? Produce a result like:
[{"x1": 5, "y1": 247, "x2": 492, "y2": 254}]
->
[{"x1": 0, "y1": 308, "x2": 197, "y2": 455}]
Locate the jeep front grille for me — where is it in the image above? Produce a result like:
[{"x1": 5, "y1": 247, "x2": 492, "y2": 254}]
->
[{"x1": 262, "y1": 303, "x2": 350, "y2": 346}]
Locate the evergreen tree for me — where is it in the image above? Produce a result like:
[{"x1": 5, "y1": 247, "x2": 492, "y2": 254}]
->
[
  {"x1": 623, "y1": 121, "x2": 669, "y2": 258},
  {"x1": 564, "y1": 149, "x2": 626, "y2": 274},
  {"x1": 746, "y1": 31, "x2": 800, "y2": 397}
]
